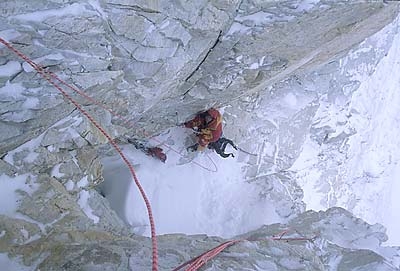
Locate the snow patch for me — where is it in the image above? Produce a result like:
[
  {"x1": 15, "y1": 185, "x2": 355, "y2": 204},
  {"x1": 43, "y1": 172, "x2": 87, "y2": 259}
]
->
[
  {"x1": 51, "y1": 163, "x2": 64, "y2": 178},
  {"x1": 10, "y1": 3, "x2": 92, "y2": 22},
  {"x1": 0, "y1": 30, "x2": 21, "y2": 48},
  {"x1": 22, "y1": 97, "x2": 39, "y2": 109},
  {"x1": 225, "y1": 22, "x2": 251, "y2": 36},
  {"x1": 0, "y1": 61, "x2": 21, "y2": 77},
  {"x1": 64, "y1": 180, "x2": 75, "y2": 191},
  {"x1": 236, "y1": 11, "x2": 294, "y2": 26},
  {"x1": 0, "y1": 81, "x2": 25, "y2": 100},
  {"x1": 283, "y1": 93, "x2": 298, "y2": 107},
  {"x1": 87, "y1": 0, "x2": 107, "y2": 20},
  {"x1": 77, "y1": 176, "x2": 89, "y2": 188},
  {"x1": 295, "y1": 0, "x2": 320, "y2": 12},
  {"x1": 293, "y1": 18, "x2": 400, "y2": 246},
  {"x1": 22, "y1": 53, "x2": 64, "y2": 73},
  {"x1": 249, "y1": 62, "x2": 259, "y2": 69},
  {"x1": 0, "y1": 174, "x2": 38, "y2": 217},
  {"x1": 101, "y1": 127, "x2": 283, "y2": 238},
  {"x1": 78, "y1": 190, "x2": 99, "y2": 224},
  {"x1": 4, "y1": 133, "x2": 43, "y2": 165}
]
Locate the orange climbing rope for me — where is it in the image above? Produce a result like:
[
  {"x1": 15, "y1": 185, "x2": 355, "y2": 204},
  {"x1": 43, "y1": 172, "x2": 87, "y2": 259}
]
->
[
  {"x1": 0, "y1": 37, "x2": 313, "y2": 271},
  {"x1": 36, "y1": 68, "x2": 218, "y2": 172},
  {"x1": 1, "y1": 39, "x2": 217, "y2": 172},
  {"x1": 60, "y1": 73, "x2": 218, "y2": 172},
  {"x1": 0, "y1": 37, "x2": 160, "y2": 270},
  {"x1": 174, "y1": 230, "x2": 317, "y2": 270},
  {"x1": 172, "y1": 240, "x2": 242, "y2": 271}
]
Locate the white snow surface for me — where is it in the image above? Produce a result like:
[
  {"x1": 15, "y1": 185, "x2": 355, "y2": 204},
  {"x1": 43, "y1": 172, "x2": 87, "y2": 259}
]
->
[
  {"x1": 225, "y1": 0, "x2": 319, "y2": 36},
  {"x1": 4, "y1": 132, "x2": 43, "y2": 166},
  {"x1": 292, "y1": 17, "x2": 400, "y2": 245},
  {"x1": 101, "y1": 128, "x2": 283, "y2": 238},
  {"x1": 78, "y1": 190, "x2": 100, "y2": 224},
  {"x1": 10, "y1": 3, "x2": 93, "y2": 22},
  {"x1": 0, "y1": 30, "x2": 21, "y2": 48},
  {"x1": 0, "y1": 61, "x2": 21, "y2": 77},
  {"x1": 99, "y1": 12, "x2": 400, "y2": 247},
  {"x1": 0, "y1": 174, "x2": 38, "y2": 217},
  {"x1": 64, "y1": 180, "x2": 75, "y2": 191}
]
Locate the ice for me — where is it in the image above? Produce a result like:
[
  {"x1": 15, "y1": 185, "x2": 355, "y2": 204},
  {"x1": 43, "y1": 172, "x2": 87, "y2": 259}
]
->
[
  {"x1": 78, "y1": 190, "x2": 100, "y2": 224},
  {"x1": 0, "y1": 174, "x2": 38, "y2": 217},
  {"x1": 0, "y1": 61, "x2": 21, "y2": 77}
]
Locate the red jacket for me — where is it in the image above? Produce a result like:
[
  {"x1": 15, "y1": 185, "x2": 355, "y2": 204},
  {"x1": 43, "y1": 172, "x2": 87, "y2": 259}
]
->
[{"x1": 185, "y1": 108, "x2": 223, "y2": 150}]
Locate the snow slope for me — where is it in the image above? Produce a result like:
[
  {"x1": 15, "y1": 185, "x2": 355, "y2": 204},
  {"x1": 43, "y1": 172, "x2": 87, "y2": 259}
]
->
[
  {"x1": 100, "y1": 15, "x2": 400, "y2": 245},
  {"x1": 292, "y1": 15, "x2": 400, "y2": 245},
  {"x1": 100, "y1": 127, "x2": 284, "y2": 238}
]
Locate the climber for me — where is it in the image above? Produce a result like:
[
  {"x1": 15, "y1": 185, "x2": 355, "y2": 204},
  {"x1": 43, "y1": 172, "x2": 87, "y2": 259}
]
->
[{"x1": 184, "y1": 108, "x2": 237, "y2": 158}]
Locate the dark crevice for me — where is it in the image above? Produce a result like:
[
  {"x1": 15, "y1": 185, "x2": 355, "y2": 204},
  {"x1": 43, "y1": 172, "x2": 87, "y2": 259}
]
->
[
  {"x1": 9, "y1": 69, "x2": 24, "y2": 82},
  {"x1": 107, "y1": 3, "x2": 160, "y2": 14},
  {"x1": 10, "y1": 41, "x2": 30, "y2": 46},
  {"x1": 182, "y1": 0, "x2": 243, "y2": 97},
  {"x1": 183, "y1": 30, "x2": 222, "y2": 86}
]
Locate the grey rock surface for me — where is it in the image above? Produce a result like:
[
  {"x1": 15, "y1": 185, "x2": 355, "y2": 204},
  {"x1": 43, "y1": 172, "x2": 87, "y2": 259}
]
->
[
  {"x1": 2, "y1": 204, "x2": 399, "y2": 270},
  {"x1": 1, "y1": 0, "x2": 400, "y2": 270}
]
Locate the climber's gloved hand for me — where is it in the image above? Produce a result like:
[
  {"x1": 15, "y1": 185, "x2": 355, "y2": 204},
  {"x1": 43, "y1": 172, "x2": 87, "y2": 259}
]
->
[{"x1": 187, "y1": 143, "x2": 199, "y2": 152}]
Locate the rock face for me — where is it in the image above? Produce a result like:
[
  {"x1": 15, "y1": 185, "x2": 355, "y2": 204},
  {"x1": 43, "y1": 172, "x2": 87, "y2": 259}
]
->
[{"x1": 1, "y1": 0, "x2": 400, "y2": 270}]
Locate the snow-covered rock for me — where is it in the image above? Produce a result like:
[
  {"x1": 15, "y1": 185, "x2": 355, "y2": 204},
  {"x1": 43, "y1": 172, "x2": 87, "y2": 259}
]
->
[{"x1": 1, "y1": 0, "x2": 400, "y2": 270}]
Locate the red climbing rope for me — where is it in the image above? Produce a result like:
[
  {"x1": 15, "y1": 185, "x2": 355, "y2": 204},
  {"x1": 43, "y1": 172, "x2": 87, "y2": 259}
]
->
[
  {"x1": 23, "y1": 59, "x2": 217, "y2": 172},
  {"x1": 0, "y1": 37, "x2": 159, "y2": 270},
  {"x1": 174, "y1": 230, "x2": 317, "y2": 271},
  {"x1": 173, "y1": 240, "x2": 242, "y2": 271},
  {"x1": 1, "y1": 36, "x2": 320, "y2": 271}
]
